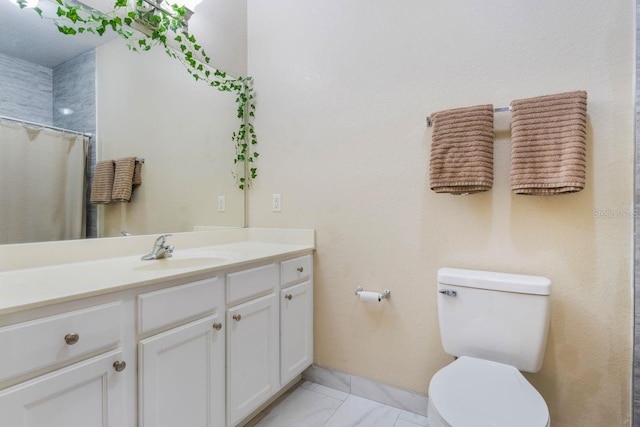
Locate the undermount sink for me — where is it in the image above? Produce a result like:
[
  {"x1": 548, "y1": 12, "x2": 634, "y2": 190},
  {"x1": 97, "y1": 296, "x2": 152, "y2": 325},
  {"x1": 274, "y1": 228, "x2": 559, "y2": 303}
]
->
[
  {"x1": 179, "y1": 248, "x2": 240, "y2": 260},
  {"x1": 133, "y1": 255, "x2": 228, "y2": 272}
]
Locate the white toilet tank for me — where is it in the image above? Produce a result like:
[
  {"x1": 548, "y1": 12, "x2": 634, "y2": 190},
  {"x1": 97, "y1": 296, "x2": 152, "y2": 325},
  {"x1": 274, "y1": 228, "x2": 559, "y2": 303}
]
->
[{"x1": 437, "y1": 268, "x2": 551, "y2": 373}]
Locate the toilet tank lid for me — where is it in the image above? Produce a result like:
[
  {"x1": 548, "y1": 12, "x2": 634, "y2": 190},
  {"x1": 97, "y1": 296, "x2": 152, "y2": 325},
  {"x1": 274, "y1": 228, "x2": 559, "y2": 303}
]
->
[{"x1": 438, "y1": 268, "x2": 551, "y2": 295}]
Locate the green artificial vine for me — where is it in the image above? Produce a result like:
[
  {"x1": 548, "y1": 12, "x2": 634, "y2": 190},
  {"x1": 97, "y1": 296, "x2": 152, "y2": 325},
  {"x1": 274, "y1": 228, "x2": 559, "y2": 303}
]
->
[{"x1": 18, "y1": 0, "x2": 258, "y2": 189}]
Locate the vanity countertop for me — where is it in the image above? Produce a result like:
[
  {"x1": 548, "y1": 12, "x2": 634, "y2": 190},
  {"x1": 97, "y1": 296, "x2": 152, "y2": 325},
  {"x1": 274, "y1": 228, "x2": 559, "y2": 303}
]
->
[{"x1": 0, "y1": 229, "x2": 314, "y2": 315}]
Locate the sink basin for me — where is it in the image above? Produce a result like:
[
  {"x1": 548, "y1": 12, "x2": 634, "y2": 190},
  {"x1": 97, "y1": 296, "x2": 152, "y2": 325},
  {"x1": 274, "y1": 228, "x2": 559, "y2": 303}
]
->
[
  {"x1": 179, "y1": 248, "x2": 240, "y2": 260},
  {"x1": 133, "y1": 256, "x2": 227, "y2": 272}
]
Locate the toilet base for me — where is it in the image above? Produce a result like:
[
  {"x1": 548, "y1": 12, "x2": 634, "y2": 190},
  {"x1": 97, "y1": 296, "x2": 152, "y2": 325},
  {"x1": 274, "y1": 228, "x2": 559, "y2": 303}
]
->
[
  {"x1": 427, "y1": 399, "x2": 447, "y2": 427},
  {"x1": 428, "y1": 394, "x2": 551, "y2": 427}
]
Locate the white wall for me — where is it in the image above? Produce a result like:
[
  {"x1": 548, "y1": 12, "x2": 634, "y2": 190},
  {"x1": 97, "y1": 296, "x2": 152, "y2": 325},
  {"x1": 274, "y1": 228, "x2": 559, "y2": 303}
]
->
[
  {"x1": 79, "y1": 0, "x2": 247, "y2": 78},
  {"x1": 246, "y1": 1, "x2": 634, "y2": 426},
  {"x1": 96, "y1": 0, "x2": 247, "y2": 236},
  {"x1": 189, "y1": 0, "x2": 247, "y2": 78}
]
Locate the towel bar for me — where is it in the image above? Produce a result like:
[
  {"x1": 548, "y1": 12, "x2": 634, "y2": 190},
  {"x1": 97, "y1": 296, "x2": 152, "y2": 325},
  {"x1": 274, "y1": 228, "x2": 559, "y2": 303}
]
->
[{"x1": 426, "y1": 105, "x2": 511, "y2": 127}]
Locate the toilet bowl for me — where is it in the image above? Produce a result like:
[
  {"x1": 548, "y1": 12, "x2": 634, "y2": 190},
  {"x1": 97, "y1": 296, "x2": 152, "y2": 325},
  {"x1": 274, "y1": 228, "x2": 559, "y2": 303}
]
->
[
  {"x1": 428, "y1": 357, "x2": 550, "y2": 427},
  {"x1": 429, "y1": 268, "x2": 552, "y2": 427}
]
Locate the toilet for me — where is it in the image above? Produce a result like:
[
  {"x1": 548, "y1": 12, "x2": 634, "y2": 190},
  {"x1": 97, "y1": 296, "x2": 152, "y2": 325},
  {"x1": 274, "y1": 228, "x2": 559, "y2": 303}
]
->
[{"x1": 428, "y1": 268, "x2": 551, "y2": 427}]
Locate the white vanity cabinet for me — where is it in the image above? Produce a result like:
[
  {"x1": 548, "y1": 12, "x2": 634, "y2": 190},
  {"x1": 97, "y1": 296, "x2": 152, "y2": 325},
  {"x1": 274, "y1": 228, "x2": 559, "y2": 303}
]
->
[
  {"x1": 0, "y1": 245, "x2": 314, "y2": 427},
  {"x1": 225, "y1": 264, "x2": 280, "y2": 427},
  {"x1": 0, "y1": 350, "x2": 126, "y2": 427},
  {"x1": 0, "y1": 302, "x2": 126, "y2": 427},
  {"x1": 280, "y1": 255, "x2": 314, "y2": 385},
  {"x1": 138, "y1": 277, "x2": 225, "y2": 427},
  {"x1": 226, "y1": 254, "x2": 314, "y2": 427}
]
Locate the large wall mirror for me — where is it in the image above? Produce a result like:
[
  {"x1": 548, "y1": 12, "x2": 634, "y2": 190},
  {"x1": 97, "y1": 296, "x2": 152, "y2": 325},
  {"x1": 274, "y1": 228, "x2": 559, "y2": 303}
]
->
[{"x1": 0, "y1": 0, "x2": 247, "y2": 245}]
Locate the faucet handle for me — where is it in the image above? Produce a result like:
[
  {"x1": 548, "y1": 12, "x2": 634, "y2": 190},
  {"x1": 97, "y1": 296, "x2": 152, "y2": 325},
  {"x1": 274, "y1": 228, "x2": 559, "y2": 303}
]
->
[{"x1": 154, "y1": 233, "x2": 172, "y2": 246}]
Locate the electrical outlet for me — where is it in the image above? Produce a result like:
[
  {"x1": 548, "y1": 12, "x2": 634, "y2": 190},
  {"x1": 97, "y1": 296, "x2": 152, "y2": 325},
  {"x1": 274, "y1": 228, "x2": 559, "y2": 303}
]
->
[
  {"x1": 272, "y1": 194, "x2": 282, "y2": 212},
  {"x1": 218, "y1": 195, "x2": 226, "y2": 212}
]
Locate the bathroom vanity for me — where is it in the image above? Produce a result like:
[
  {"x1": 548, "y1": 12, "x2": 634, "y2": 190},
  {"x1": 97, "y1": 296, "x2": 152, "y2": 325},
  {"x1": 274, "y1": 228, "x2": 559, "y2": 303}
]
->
[{"x1": 0, "y1": 229, "x2": 314, "y2": 427}]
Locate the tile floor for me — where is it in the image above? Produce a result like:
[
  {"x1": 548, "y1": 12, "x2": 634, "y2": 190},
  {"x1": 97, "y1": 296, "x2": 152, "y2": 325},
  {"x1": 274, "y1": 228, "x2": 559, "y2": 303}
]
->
[{"x1": 244, "y1": 381, "x2": 429, "y2": 427}]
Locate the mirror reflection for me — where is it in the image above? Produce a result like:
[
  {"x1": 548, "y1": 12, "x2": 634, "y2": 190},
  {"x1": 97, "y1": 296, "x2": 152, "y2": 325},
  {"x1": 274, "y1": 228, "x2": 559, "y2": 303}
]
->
[{"x1": 0, "y1": 0, "x2": 246, "y2": 245}]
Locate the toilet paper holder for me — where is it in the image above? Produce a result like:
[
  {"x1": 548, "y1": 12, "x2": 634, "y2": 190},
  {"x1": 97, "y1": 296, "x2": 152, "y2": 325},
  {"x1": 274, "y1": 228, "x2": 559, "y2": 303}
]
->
[{"x1": 355, "y1": 285, "x2": 391, "y2": 302}]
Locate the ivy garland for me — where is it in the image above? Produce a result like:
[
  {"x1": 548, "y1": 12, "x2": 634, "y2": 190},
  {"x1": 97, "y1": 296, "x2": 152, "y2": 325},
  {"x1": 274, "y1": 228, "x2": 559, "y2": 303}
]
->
[{"x1": 19, "y1": 0, "x2": 258, "y2": 190}]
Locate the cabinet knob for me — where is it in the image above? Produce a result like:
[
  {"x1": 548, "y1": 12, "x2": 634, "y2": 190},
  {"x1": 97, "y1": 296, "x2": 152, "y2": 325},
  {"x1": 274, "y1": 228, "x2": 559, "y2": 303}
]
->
[
  {"x1": 64, "y1": 333, "x2": 80, "y2": 345},
  {"x1": 285, "y1": 294, "x2": 293, "y2": 300},
  {"x1": 113, "y1": 361, "x2": 126, "y2": 372},
  {"x1": 232, "y1": 314, "x2": 242, "y2": 321},
  {"x1": 212, "y1": 322, "x2": 223, "y2": 330},
  {"x1": 297, "y1": 267, "x2": 304, "y2": 273}
]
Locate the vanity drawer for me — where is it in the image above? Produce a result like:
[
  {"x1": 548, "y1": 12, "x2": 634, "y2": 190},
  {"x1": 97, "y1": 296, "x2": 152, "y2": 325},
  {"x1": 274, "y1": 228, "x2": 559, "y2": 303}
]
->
[
  {"x1": 227, "y1": 263, "x2": 279, "y2": 305},
  {"x1": 138, "y1": 276, "x2": 222, "y2": 334},
  {"x1": 0, "y1": 302, "x2": 122, "y2": 383},
  {"x1": 281, "y1": 255, "x2": 312, "y2": 288}
]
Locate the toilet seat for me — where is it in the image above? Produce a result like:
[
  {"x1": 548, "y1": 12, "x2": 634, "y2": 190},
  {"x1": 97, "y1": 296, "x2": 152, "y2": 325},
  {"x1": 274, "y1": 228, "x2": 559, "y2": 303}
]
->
[{"x1": 428, "y1": 356, "x2": 550, "y2": 427}]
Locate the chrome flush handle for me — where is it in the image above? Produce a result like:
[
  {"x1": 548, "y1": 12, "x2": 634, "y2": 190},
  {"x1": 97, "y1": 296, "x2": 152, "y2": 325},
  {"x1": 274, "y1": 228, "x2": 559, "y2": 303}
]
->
[{"x1": 438, "y1": 290, "x2": 457, "y2": 297}]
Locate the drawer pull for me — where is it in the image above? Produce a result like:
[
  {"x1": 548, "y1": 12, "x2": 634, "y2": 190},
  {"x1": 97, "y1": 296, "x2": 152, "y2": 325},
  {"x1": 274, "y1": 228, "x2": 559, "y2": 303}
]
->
[
  {"x1": 113, "y1": 360, "x2": 126, "y2": 372},
  {"x1": 232, "y1": 314, "x2": 242, "y2": 321},
  {"x1": 64, "y1": 333, "x2": 80, "y2": 345},
  {"x1": 297, "y1": 267, "x2": 304, "y2": 273},
  {"x1": 285, "y1": 294, "x2": 293, "y2": 300},
  {"x1": 212, "y1": 322, "x2": 223, "y2": 331}
]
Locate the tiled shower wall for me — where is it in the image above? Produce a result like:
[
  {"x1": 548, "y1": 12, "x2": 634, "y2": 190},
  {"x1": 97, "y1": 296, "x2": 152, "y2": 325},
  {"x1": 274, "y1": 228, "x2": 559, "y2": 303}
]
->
[
  {"x1": 0, "y1": 52, "x2": 53, "y2": 125},
  {"x1": 53, "y1": 50, "x2": 97, "y2": 238},
  {"x1": 0, "y1": 50, "x2": 97, "y2": 238},
  {"x1": 53, "y1": 50, "x2": 96, "y2": 134}
]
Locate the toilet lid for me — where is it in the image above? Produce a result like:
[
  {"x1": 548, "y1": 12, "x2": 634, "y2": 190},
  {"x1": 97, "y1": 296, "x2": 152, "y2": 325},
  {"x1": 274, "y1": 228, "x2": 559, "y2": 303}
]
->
[{"x1": 429, "y1": 356, "x2": 549, "y2": 427}]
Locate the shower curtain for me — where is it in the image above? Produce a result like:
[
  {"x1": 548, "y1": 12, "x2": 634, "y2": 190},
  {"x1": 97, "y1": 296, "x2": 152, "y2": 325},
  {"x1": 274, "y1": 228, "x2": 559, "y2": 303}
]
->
[{"x1": 0, "y1": 119, "x2": 88, "y2": 244}]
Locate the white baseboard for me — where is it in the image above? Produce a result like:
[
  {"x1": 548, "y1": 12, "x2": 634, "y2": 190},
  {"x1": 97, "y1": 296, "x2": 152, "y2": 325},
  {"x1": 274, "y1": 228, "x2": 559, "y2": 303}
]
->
[{"x1": 302, "y1": 364, "x2": 429, "y2": 417}]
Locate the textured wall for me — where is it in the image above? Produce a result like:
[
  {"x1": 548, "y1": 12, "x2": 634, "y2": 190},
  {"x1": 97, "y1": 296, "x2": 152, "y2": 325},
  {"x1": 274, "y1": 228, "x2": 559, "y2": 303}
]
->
[
  {"x1": 0, "y1": 52, "x2": 53, "y2": 125},
  {"x1": 189, "y1": 0, "x2": 247, "y2": 78},
  {"x1": 634, "y1": 2, "x2": 640, "y2": 424},
  {"x1": 246, "y1": 1, "x2": 634, "y2": 426},
  {"x1": 95, "y1": 0, "x2": 247, "y2": 236},
  {"x1": 96, "y1": 39, "x2": 244, "y2": 236},
  {"x1": 53, "y1": 49, "x2": 97, "y2": 238}
]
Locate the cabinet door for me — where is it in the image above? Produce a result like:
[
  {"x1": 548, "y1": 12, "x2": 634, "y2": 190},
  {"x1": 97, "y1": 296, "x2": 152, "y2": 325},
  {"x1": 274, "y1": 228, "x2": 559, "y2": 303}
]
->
[
  {"x1": 227, "y1": 293, "x2": 279, "y2": 427},
  {"x1": 281, "y1": 280, "x2": 313, "y2": 385},
  {"x1": 0, "y1": 350, "x2": 125, "y2": 427},
  {"x1": 139, "y1": 314, "x2": 225, "y2": 427}
]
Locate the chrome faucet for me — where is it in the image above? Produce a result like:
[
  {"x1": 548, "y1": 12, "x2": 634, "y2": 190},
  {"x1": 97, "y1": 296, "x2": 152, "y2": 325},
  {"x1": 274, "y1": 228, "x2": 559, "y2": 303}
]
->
[{"x1": 141, "y1": 234, "x2": 174, "y2": 260}]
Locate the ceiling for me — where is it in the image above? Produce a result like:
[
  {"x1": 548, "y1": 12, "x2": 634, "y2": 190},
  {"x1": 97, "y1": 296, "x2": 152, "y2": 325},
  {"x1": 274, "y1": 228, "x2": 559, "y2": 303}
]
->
[{"x1": 0, "y1": 0, "x2": 116, "y2": 68}]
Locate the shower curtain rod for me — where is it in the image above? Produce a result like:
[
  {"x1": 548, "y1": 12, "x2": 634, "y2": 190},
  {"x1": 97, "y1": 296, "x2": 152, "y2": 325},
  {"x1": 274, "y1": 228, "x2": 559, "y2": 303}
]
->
[{"x1": 0, "y1": 115, "x2": 92, "y2": 138}]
